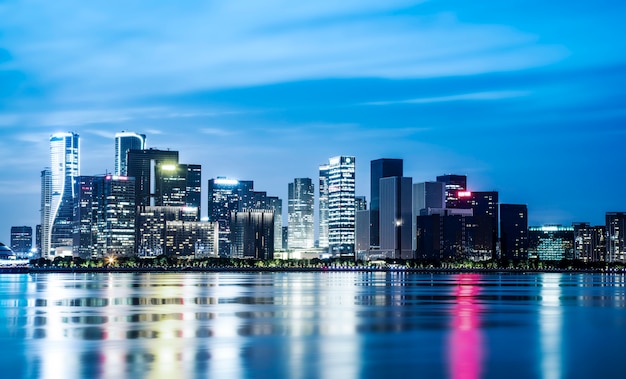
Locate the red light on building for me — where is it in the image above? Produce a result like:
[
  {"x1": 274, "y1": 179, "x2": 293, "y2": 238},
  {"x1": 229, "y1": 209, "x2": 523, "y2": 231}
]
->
[{"x1": 458, "y1": 191, "x2": 472, "y2": 198}]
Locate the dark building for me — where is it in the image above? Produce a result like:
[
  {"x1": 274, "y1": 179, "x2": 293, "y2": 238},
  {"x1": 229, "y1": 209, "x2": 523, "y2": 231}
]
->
[
  {"x1": 416, "y1": 210, "x2": 469, "y2": 262},
  {"x1": 10, "y1": 226, "x2": 32, "y2": 257},
  {"x1": 606, "y1": 212, "x2": 626, "y2": 263},
  {"x1": 282, "y1": 226, "x2": 289, "y2": 250},
  {"x1": 154, "y1": 163, "x2": 202, "y2": 219},
  {"x1": 465, "y1": 191, "x2": 499, "y2": 260},
  {"x1": 500, "y1": 204, "x2": 528, "y2": 261},
  {"x1": 379, "y1": 176, "x2": 413, "y2": 259},
  {"x1": 436, "y1": 174, "x2": 467, "y2": 209},
  {"x1": 370, "y1": 159, "x2": 403, "y2": 248},
  {"x1": 126, "y1": 148, "x2": 179, "y2": 207},
  {"x1": 207, "y1": 178, "x2": 255, "y2": 257},
  {"x1": 136, "y1": 206, "x2": 200, "y2": 257},
  {"x1": 36, "y1": 224, "x2": 41, "y2": 257},
  {"x1": 573, "y1": 222, "x2": 606, "y2": 263},
  {"x1": 231, "y1": 209, "x2": 274, "y2": 260}
]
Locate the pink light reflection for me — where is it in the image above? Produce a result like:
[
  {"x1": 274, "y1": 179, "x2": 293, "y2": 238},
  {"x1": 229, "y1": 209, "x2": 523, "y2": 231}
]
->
[{"x1": 448, "y1": 273, "x2": 484, "y2": 379}]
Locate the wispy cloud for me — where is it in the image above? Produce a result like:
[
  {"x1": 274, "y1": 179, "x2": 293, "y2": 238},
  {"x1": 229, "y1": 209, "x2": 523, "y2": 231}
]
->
[{"x1": 365, "y1": 90, "x2": 529, "y2": 106}]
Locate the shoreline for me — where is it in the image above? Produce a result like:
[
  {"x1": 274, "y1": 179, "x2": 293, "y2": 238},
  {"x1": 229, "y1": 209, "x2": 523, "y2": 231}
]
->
[{"x1": 1, "y1": 266, "x2": 623, "y2": 274}]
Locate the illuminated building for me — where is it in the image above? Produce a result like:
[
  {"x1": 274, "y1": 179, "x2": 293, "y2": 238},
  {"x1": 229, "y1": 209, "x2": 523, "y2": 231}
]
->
[
  {"x1": 288, "y1": 178, "x2": 314, "y2": 249},
  {"x1": 500, "y1": 204, "x2": 528, "y2": 260},
  {"x1": 114, "y1": 131, "x2": 146, "y2": 176},
  {"x1": 267, "y1": 196, "x2": 283, "y2": 251},
  {"x1": 73, "y1": 175, "x2": 136, "y2": 258},
  {"x1": 155, "y1": 163, "x2": 202, "y2": 219},
  {"x1": 465, "y1": 191, "x2": 499, "y2": 261},
  {"x1": 355, "y1": 196, "x2": 367, "y2": 211},
  {"x1": 165, "y1": 221, "x2": 219, "y2": 257},
  {"x1": 606, "y1": 212, "x2": 626, "y2": 263},
  {"x1": 41, "y1": 132, "x2": 79, "y2": 258},
  {"x1": 528, "y1": 225, "x2": 574, "y2": 261},
  {"x1": 370, "y1": 158, "x2": 403, "y2": 248},
  {"x1": 207, "y1": 177, "x2": 254, "y2": 257},
  {"x1": 322, "y1": 156, "x2": 356, "y2": 257},
  {"x1": 230, "y1": 209, "x2": 274, "y2": 259},
  {"x1": 136, "y1": 206, "x2": 204, "y2": 256},
  {"x1": 379, "y1": 176, "x2": 413, "y2": 259},
  {"x1": 126, "y1": 148, "x2": 179, "y2": 207},
  {"x1": 318, "y1": 164, "x2": 330, "y2": 248},
  {"x1": 573, "y1": 222, "x2": 606, "y2": 262},
  {"x1": 436, "y1": 174, "x2": 467, "y2": 209},
  {"x1": 10, "y1": 226, "x2": 32, "y2": 257},
  {"x1": 355, "y1": 210, "x2": 370, "y2": 260},
  {"x1": 0, "y1": 243, "x2": 15, "y2": 260}
]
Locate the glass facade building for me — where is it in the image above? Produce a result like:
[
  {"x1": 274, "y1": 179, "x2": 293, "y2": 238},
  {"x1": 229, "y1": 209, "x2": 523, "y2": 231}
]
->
[
  {"x1": 528, "y1": 225, "x2": 575, "y2": 261},
  {"x1": 230, "y1": 209, "x2": 274, "y2": 260},
  {"x1": 324, "y1": 156, "x2": 356, "y2": 257},
  {"x1": 573, "y1": 222, "x2": 606, "y2": 262},
  {"x1": 10, "y1": 226, "x2": 32, "y2": 257},
  {"x1": 370, "y1": 159, "x2": 403, "y2": 249},
  {"x1": 436, "y1": 174, "x2": 467, "y2": 209},
  {"x1": 500, "y1": 204, "x2": 528, "y2": 260},
  {"x1": 126, "y1": 148, "x2": 179, "y2": 207},
  {"x1": 318, "y1": 164, "x2": 330, "y2": 248},
  {"x1": 606, "y1": 212, "x2": 626, "y2": 263},
  {"x1": 114, "y1": 131, "x2": 146, "y2": 176},
  {"x1": 288, "y1": 178, "x2": 314, "y2": 249}
]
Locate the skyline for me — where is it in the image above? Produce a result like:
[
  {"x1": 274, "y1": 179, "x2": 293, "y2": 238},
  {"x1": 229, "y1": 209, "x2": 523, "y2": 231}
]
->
[{"x1": 1, "y1": 1, "x2": 626, "y2": 243}]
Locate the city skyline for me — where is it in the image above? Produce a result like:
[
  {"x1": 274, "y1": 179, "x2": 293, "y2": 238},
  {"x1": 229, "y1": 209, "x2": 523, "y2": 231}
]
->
[{"x1": 1, "y1": 1, "x2": 626, "y2": 242}]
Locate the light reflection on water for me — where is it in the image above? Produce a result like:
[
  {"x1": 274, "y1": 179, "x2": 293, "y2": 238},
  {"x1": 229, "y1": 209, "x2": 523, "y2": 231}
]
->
[{"x1": 0, "y1": 272, "x2": 625, "y2": 378}]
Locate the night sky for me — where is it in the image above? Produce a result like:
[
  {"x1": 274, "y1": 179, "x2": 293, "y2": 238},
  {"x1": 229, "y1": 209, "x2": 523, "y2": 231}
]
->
[{"x1": 1, "y1": 1, "x2": 625, "y2": 243}]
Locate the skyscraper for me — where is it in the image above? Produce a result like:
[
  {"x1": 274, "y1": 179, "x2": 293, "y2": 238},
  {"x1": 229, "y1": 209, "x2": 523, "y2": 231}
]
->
[
  {"x1": 154, "y1": 162, "x2": 202, "y2": 218},
  {"x1": 10, "y1": 226, "x2": 32, "y2": 257},
  {"x1": 466, "y1": 191, "x2": 499, "y2": 260},
  {"x1": 323, "y1": 156, "x2": 356, "y2": 257},
  {"x1": 318, "y1": 164, "x2": 330, "y2": 248},
  {"x1": 379, "y1": 176, "x2": 413, "y2": 259},
  {"x1": 436, "y1": 174, "x2": 467, "y2": 209},
  {"x1": 573, "y1": 222, "x2": 605, "y2": 262},
  {"x1": 127, "y1": 148, "x2": 179, "y2": 207},
  {"x1": 412, "y1": 181, "x2": 445, "y2": 250},
  {"x1": 231, "y1": 209, "x2": 274, "y2": 260},
  {"x1": 288, "y1": 178, "x2": 314, "y2": 249},
  {"x1": 606, "y1": 212, "x2": 626, "y2": 263},
  {"x1": 500, "y1": 204, "x2": 528, "y2": 261},
  {"x1": 42, "y1": 132, "x2": 79, "y2": 258},
  {"x1": 114, "y1": 131, "x2": 146, "y2": 176},
  {"x1": 267, "y1": 196, "x2": 283, "y2": 251},
  {"x1": 370, "y1": 159, "x2": 403, "y2": 248}
]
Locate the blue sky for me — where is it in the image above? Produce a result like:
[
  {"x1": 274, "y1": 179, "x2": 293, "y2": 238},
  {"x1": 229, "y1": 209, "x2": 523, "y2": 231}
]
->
[{"x1": 1, "y1": 0, "x2": 625, "y2": 243}]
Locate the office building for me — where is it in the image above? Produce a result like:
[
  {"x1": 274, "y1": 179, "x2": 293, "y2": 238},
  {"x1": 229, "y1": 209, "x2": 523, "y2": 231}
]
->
[
  {"x1": 154, "y1": 163, "x2": 202, "y2": 219},
  {"x1": 416, "y1": 208, "x2": 473, "y2": 261},
  {"x1": 165, "y1": 221, "x2": 219, "y2": 257},
  {"x1": 73, "y1": 175, "x2": 136, "y2": 258},
  {"x1": 10, "y1": 226, "x2": 32, "y2": 257},
  {"x1": 318, "y1": 164, "x2": 330, "y2": 248},
  {"x1": 436, "y1": 174, "x2": 467, "y2": 209},
  {"x1": 606, "y1": 212, "x2": 626, "y2": 263},
  {"x1": 136, "y1": 206, "x2": 202, "y2": 257},
  {"x1": 500, "y1": 204, "x2": 528, "y2": 261},
  {"x1": 379, "y1": 176, "x2": 413, "y2": 259},
  {"x1": 288, "y1": 178, "x2": 315, "y2": 249},
  {"x1": 114, "y1": 131, "x2": 146, "y2": 176},
  {"x1": 267, "y1": 197, "x2": 283, "y2": 251},
  {"x1": 230, "y1": 209, "x2": 274, "y2": 259},
  {"x1": 355, "y1": 210, "x2": 370, "y2": 260},
  {"x1": 41, "y1": 132, "x2": 79, "y2": 258},
  {"x1": 370, "y1": 159, "x2": 403, "y2": 248},
  {"x1": 322, "y1": 156, "x2": 356, "y2": 257},
  {"x1": 528, "y1": 225, "x2": 575, "y2": 261},
  {"x1": 412, "y1": 181, "x2": 445, "y2": 250},
  {"x1": 465, "y1": 191, "x2": 499, "y2": 260},
  {"x1": 127, "y1": 148, "x2": 179, "y2": 207},
  {"x1": 573, "y1": 222, "x2": 606, "y2": 262},
  {"x1": 355, "y1": 196, "x2": 367, "y2": 211},
  {"x1": 207, "y1": 177, "x2": 254, "y2": 257}
]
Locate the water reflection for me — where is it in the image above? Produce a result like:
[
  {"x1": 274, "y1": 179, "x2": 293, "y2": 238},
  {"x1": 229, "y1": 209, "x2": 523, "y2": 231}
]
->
[
  {"x1": 448, "y1": 274, "x2": 483, "y2": 379},
  {"x1": 540, "y1": 274, "x2": 563, "y2": 379}
]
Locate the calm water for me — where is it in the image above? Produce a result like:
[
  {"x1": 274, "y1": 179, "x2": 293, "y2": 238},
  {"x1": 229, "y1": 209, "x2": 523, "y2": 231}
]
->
[{"x1": 0, "y1": 272, "x2": 625, "y2": 379}]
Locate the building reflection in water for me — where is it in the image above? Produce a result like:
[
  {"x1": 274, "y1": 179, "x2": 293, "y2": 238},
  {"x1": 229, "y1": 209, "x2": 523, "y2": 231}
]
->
[
  {"x1": 539, "y1": 274, "x2": 562, "y2": 379},
  {"x1": 448, "y1": 273, "x2": 484, "y2": 379}
]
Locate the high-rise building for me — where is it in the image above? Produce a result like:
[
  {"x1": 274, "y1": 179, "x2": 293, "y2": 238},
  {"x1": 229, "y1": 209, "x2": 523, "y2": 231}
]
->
[
  {"x1": 10, "y1": 226, "x2": 32, "y2": 257},
  {"x1": 379, "y1": 176, "x2": 413, "y2": 259},
  {"x1": 288, "y1": 178, "x2": 315, "y2": 249},
  {"x1": 114, "y1": 132, "x2": 146, "y2": 176},
  {"x1": 528, "y1": 225, "x2": 575, "y2": 261},
  {"x1": 606, "y1": 212, "x2": 626, "y2": 263},
  {"x1": 436, "y1": 174, "x2": 467, "y2": 209},
  {"x1": 355, "y1": 196, "x2": 367, "y2": 211},
  {"x1": 412, "y1": 181, "x2": 446, "y2": 250},
  {"x1": 573, "y1": 222, "x2": 606, "y2": 262},
  {"x1": 230, "y1": 209, "x2": 274, "y2": 260},
  {"x1": 500, "y1": 204, "x2": 528, "y2": 261},
  {"x1": 207, "y1": 177, "x2": 254, "y2": 257},
  {"x1": 165, "y1": 221, "x2": 219, "y2": 257},
  {"x1": 154, "y1": 162, "x2": 202, "y2": 219},
  {"x1": 35, "y1": 224, "x2": 42, "y2": 257},
  {"x1": 416, "y1": 208, "x2": 473, "y2": 262},
  {"x1": 136, "y1": 206, "x2": 202, "y2": 257},
  {"x1": 355, "y1": 210, "x2": 370, "y2": 260},
  {"x1": 323, "y1": 156, "x2": 356, "y2": 257},
  {"x1": 318, "y1": 164, "x2": 330, "y2": 248},
  {"x1": 127, "y1": 148, "x2": 179, "y2": 207},
  {"x1": 370, "y1": 159, "x2": 403, "y2": 248},
  {"x1": 73, "y1": 175, "x2": 136, "y2": 258},
  {"x1": 465, "y1": 191, "x2": 499, "y2": 260},
  {"x1": 41, "y1": 132, "x2": 79, "y2": 258},
  {"x1": 267, "y1": 197, "x2": 283, "y2": 251}
]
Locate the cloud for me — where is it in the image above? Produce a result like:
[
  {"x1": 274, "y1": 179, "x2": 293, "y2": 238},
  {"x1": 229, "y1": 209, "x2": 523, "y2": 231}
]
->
[{"x1": 364, "y1": 90, "x2": 529, "y2": 106}]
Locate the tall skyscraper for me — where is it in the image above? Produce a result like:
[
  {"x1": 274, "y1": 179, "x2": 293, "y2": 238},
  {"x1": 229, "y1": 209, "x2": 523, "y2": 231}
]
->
[
  {"x1": 231, "y1": 209, "x2": 274, "y2": 260},
  {"x1": 412, "y1": 181, "x2": 445, "y2": 250},
  {"x1": 573, "y1": 222, "x2": 605, "y2": 262},
  {"x1": 127, "y1": 148, "x2": 179, "y2": 207},
  {"x1": 322, "y1": 156, "x2": 356, "y2": 257},
  {"x1": 436, "y1": 174, "x2": 467, "y2": 209},
  {"x1": 154, "y1": 162, "x2": 202, "y2": 218},
  {"x1": 267, "y1": 196, "x2": 283, "y2": 251},
  {"x1": 379, "y1": 176, "x2": 413, "y2": 259},
  {"x1": 288, "y1": 178, "x2": 314, "y2": 249},
  {"x1": 42, "y1": 132, "x2": 79, "y2": 258},
  {"x1": 207, "y1": 177, "x2": 254, "y2": 257},
  {"x1": 115, "y1": 131, "x2": 146, "y2": 176},
  {"x1": 500, "y1": 204, "x2": 528, "y2": 261},
  {"x1": 370, "y1": 159, "x2": 403, "y2": 248},
  {"x1": 10, "y1": 226, "x2": 33, "y2": 257},
  {"x1": 318, "y1": 164, "x2": 330, "y2": 248},
  {"x1": 466, "y1": 191, "x2": 499, "y2": 260},
  {"x1": 73, "y1": 175, "x2": 136, "y2": 258},
  {"x1": 606, "y1": 212, "x2": 626, "y2": 263}
]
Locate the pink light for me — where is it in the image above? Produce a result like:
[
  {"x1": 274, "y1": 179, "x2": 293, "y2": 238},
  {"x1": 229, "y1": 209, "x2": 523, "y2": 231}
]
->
[{"x1": 458, "y1": 191, "x2": 472, "y2": 198}]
